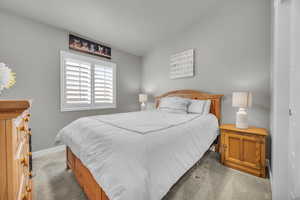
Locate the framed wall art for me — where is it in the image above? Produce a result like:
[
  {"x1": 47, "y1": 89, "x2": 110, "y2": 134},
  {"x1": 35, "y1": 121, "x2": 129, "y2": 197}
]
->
[
  {"x1": 170, "y1": 49, "x2": 194, "y2": 79},
  {"x1": 69, "y1": 34, "x2": 111, "y2": 59}
]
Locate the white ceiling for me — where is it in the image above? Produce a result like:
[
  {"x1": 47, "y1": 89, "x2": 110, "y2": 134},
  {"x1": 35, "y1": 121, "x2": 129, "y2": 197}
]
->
[{"x1": 0, "y1": 0, "x2": 219, "y2": 56}]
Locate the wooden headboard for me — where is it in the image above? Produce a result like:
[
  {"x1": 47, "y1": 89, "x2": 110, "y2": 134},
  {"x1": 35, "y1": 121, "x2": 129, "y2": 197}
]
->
[{"x1": 155, "y1": 90, "x2": 223, "y2": 121}]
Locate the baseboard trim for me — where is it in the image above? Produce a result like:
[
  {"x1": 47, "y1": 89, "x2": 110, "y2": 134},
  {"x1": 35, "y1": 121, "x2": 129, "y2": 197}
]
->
[{"x1": 33, "y1": 145, "x2": 65, "y2": 159}]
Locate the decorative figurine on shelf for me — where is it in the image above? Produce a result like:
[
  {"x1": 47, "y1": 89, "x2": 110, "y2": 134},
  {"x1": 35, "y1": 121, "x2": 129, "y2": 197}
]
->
[{"x1": 0, "y1": 63, "x2": 16, "y2": 94}]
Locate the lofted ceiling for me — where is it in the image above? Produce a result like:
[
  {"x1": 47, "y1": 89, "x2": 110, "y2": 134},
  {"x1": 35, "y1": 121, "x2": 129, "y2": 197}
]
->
[{"x1": 0, "y1": 0, "x2": 219, "y2": 56}]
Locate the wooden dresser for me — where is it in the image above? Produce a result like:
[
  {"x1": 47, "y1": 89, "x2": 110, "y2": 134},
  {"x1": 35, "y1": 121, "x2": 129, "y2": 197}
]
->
[
  {"x1": 0, "y1": 100, "x2": 33, "y2": 200},
  {"x1": 220, "y1": 124, "x2": 268, "y2": 178}
]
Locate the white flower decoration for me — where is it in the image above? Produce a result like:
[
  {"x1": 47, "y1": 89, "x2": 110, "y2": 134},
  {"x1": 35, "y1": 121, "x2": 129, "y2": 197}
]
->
[{"x1": 0, "y1": 63, "x2": 16, "y2": 93}]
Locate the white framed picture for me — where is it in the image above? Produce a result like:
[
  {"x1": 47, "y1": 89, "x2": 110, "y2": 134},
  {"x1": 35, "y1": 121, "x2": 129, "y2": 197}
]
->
[{"x1": 170, "y1": 49, "x2": 194, "y2": 79}]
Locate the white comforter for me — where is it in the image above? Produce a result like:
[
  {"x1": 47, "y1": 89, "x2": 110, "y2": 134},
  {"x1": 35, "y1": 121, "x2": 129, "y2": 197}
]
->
[{"x1": 56, "y1": 111, "x2": 219, "y2": 200}]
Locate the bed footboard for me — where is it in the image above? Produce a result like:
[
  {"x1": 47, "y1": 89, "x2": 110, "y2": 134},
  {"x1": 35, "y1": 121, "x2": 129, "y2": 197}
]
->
[{"x1": 66, "y1": 147, "x2": 109, "y2": 200}]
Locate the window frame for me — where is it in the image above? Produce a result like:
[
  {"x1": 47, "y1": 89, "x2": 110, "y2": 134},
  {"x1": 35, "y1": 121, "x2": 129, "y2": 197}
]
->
[{"x1": 60, "y1": 51, "x2": 117, "y2": 112}]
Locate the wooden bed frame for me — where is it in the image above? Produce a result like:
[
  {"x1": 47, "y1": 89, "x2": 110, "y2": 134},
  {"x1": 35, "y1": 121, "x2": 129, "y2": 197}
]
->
[{"x1": 66, "y1": 90, "x2": 223, "y2": 200}]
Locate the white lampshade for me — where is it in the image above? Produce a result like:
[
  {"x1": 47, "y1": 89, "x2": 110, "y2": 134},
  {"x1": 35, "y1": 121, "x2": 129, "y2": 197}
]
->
[
  {"x1": 232, "y1": 92, "x2": 252, "y2": 108},
  {"x1": 139, "y1": 94, "x2": 148, "y2": 103}
]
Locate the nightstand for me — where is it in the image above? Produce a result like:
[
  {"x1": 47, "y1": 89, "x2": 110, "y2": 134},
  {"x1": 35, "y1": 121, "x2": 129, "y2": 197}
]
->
[{"x1": 219, "y1": 124, "x2": 268, "y2": 178}]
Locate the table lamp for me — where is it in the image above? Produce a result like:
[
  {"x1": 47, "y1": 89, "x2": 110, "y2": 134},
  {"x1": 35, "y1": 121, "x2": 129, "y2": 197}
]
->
[
  {"x1": 232, "y1": 92, "x2": 252, "y2": 129},
  {"x1": 139, "y1": 94, "x2": 148, "y2": 111}
]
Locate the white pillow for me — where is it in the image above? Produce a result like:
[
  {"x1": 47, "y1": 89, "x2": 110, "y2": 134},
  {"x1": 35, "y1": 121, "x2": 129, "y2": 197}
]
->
[
  {"x1": 203, "y1": 100, "x2": 211, "y2": 114},
  {"x1": 158, "y1": 97, "x2": 189, "y2": 114},
  {"x1": 188, "y1": 99, "x2": 211, "y2": 115}
]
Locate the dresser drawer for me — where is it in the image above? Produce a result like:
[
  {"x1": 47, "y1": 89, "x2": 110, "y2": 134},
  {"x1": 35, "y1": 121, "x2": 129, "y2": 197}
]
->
[
  {"x1": 15, "y1": 139, "x2": 31, "y2": 200},
  {"x1": 17, "y1": 174, "x2": 27, "y2": 200},
  {"x1": 18, "y1": 175, "x2": 32, "y2": 200},
  {"x1": 13, "y1": 119, "x2": 24, "y2": 153},
  {"x1": 13, "y1": 113, "x2": 31, "y2": 155},
  {"x1": 26, "y1": 179, "x2": 33, "y2": 200}
]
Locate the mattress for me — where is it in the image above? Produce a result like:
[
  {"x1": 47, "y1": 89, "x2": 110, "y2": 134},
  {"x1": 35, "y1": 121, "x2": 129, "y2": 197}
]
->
[{"x1": 56, "y1": 110, "x2": 219, "y2": 200}]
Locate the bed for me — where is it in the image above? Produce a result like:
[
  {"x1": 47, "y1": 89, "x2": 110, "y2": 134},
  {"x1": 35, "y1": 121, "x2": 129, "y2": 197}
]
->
[{"x1": 56, "y1": 90, "x2": 223, "y2": 200}]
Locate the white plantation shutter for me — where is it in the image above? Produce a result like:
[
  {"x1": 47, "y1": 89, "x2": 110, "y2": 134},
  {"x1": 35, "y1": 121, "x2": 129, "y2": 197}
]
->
[
  {"x1": 61, "y1": 51, "x2": 116, "y2": 111},
  {"x1": 94, "y1": 65, "x2": 114, "y2": 104},
  {"x1": 65, "y1": 59, "x2": 91, "y2": 105}
]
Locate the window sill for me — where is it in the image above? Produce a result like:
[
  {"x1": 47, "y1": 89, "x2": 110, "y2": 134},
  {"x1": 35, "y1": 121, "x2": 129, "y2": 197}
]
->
[{"x1": 61, "y1": 105, "x2": 116, "y2": 112}]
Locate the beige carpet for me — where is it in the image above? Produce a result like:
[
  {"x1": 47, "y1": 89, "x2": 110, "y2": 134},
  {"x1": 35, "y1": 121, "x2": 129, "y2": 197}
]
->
[{"x1": 33, "y1": 150, "x2": 271, "y2": 200}]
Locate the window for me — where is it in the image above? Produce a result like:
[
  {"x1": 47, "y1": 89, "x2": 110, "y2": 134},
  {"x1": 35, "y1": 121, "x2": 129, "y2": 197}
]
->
[{"x1": 60, "y1": 51, "x2": 116, "y2": 111}]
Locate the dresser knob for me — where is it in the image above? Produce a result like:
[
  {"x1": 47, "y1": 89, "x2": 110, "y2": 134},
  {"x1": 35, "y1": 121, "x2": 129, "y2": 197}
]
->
[
  {"x1": 27, "y1": 128, "x2": 32, "y2": 135},
  {"x1": 18, "y1": 126, "x2": 25, "y2": 132},
  {"x1": 28, "y1": 171, "x2": 33, "y2": 178},
  {"x1": 22, "y1": 194, "x2": 28, "y2": 200},
  {"x1": 20, "y1": 157, "x2": 28, "y2": 167},
  {"x1": 26, "y1": 185, "x2": 32, "y2": 192},
  {"x1": 24, "y1": 118, "x2": 29, "y2": 122}
]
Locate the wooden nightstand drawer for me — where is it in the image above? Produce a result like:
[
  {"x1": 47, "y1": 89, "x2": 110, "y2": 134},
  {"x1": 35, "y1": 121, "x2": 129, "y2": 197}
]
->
[{"x1": 220, "y1": 124, "x2": 267, "y2": 178}]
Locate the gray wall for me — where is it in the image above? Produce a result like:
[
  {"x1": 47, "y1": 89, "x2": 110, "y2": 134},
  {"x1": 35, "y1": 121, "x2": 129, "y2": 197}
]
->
[
  {"x1": 142, "y1": 0, "x2": 271, "y2": 129},
  {"x1": 0, "y1": 11, "x2": 142, "y2": 151}
]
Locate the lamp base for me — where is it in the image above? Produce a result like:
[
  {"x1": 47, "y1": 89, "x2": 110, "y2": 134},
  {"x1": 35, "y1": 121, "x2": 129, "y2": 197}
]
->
[
  {"x1": 236, "y1": 108, "x2": 248, "y2": 129},
  {"x1": 140, "y1": 102, "x2": 146, "y2": 111}
]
